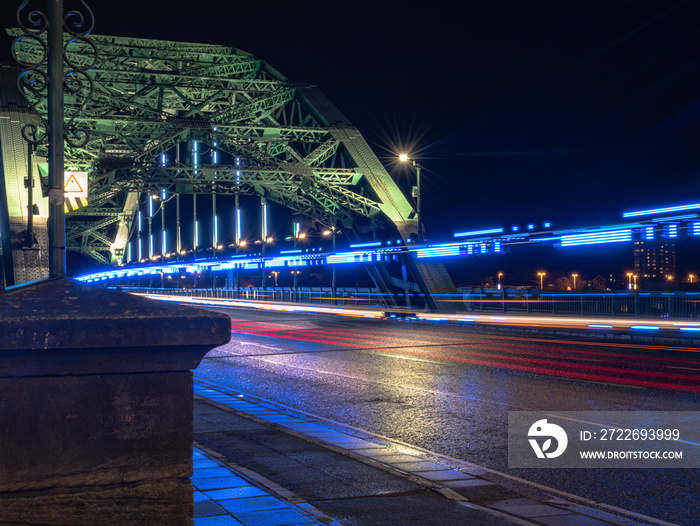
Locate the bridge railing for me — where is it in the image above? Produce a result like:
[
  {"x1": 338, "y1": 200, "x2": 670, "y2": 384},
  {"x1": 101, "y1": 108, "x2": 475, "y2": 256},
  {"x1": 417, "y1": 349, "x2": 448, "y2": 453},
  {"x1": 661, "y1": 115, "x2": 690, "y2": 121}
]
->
[
  {"x1": 121, "y1": 285, "x2": 700, "y2": 319},
  {"x1": 459, "y1": 288, "x2": 700, "y2": 319}
]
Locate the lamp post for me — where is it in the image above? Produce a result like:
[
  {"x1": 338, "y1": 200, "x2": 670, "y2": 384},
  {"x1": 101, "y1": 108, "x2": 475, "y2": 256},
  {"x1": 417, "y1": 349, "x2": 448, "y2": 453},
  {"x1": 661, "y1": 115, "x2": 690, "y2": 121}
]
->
[
  {"x1": 538, "y1": 272, "x2": 546, "y2": 290},
  {"x1": 633, "y1": 275, "x2": 638, "y2": 290},
  {"x1": 399, "y1": 154, "x2": 422, "y2": 240},
  {"x1": 497, "y1": 272, "x2": 503, "y2": 290},
  {"x1": 572, "y1": 273, "x2": 578, "y2": 290},
  {"x1": 323, "y1": 226, "x2": 337, "y2": 296},
  {"x1": 627, "y1": 273, "x2": 633, "y2": 290}
]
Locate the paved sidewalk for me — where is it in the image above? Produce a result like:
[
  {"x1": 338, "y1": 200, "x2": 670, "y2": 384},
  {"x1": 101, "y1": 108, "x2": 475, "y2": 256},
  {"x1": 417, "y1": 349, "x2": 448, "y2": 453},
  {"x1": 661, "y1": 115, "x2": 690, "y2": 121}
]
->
[
  {"x1": 192, "y1": 380, "x2": 666, "y2": 526},
  {"x1": 193, "y1": 445, "x2": 338, "y2": 526}
]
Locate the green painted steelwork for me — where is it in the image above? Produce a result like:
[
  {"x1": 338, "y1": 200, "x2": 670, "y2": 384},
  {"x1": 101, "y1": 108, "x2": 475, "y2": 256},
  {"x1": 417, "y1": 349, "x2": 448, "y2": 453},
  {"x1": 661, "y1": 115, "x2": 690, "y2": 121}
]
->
[{"x1": 4, "y1": 30, "x2": 458, "y2": 310}]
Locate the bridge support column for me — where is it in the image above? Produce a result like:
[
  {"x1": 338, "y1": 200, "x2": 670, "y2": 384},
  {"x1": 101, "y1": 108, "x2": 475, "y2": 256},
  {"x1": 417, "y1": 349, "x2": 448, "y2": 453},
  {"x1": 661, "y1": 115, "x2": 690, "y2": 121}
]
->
[{"x1": 0, "y1": 278, "x2": 230, "y2": 525}]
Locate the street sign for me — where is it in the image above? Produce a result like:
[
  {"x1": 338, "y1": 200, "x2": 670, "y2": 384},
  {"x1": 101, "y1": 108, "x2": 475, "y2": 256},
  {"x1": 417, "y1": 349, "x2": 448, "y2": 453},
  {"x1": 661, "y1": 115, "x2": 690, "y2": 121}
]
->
[{"x1": 64, "y1": 171, "x2": 88, "y2": 198}]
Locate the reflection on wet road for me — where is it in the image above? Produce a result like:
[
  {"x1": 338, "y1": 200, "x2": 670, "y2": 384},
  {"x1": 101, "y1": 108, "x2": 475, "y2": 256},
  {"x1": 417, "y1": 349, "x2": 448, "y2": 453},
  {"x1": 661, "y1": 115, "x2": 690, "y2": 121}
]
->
[{"x1": 195, "y1": 309, "x2": 700, "y2": 525}]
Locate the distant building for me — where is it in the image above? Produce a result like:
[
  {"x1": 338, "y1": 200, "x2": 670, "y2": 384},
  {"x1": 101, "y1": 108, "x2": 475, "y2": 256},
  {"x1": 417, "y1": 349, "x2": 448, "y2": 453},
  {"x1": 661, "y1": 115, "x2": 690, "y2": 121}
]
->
[{"x1": 634, "y1": 237, "x2": 676, "y2": 281}]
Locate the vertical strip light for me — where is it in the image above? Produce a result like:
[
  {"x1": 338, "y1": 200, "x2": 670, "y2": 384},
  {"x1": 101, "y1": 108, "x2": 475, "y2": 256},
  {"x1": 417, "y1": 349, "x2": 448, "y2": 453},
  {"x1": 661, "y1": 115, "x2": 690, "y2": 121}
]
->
[
  {"x1": 161, "y1": 189, "x2": 166, "y2": 256},
  {"x1": 236, "y1": 208, "x2": 241, "y2": 245},
  {"x1": 214, "y1": 215, "x2": 219, "y2": 247},
  {"x1": 137, "y1": 210, "x2": 142, "y2": 260},
  {"x1": 148, "y1": 195, "x2": 153, "y2": 259},
  {"x1": 262, "y1": 202, "x2": 268, "y2": 240},
  {"x1": 213, "y1": 128, "x2": 218, "y2": 165}
]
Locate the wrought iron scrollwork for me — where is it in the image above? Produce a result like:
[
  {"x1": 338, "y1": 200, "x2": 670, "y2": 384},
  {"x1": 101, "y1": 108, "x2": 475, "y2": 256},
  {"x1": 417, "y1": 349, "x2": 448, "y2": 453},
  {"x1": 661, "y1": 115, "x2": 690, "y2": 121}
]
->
[{"x1": 12, "y1": 0, "x2": 97, "y2": 149}]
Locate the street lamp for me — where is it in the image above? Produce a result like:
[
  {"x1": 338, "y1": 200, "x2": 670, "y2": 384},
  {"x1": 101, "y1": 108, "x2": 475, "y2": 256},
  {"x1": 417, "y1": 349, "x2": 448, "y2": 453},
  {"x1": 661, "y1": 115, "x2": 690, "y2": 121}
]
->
[
  {"x1": 572, "y1": 273, "x2": 578, "y2": 290},
  {"x1": 633, "y1": 275, "x2": 638, "y2": 290},
  {"x1": 497, "y1": 272, "x2": 503, "y2": 290},
  {"x1": 537, "y1": 272, "x2": 546, "y2": 290},
  {"x1": 270, "y1": 271, "x2": 279, "y2": 286},
  {"x1": 627, "y1": 272, "x2": 633, "y2": 290},
  {"x1": 689, "y1": 274, "x2": 695, "y2": 283},
  {"x1": 399, "y1": 153, "x2": 422, "y2": 240}
]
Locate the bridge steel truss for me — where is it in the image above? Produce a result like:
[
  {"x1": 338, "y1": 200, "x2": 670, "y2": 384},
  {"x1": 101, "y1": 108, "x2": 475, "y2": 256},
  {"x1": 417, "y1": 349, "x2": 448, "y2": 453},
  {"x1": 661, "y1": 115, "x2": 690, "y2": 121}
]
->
[{"x1": 4, "y1": 31, "x2": 457, "y2": 310}]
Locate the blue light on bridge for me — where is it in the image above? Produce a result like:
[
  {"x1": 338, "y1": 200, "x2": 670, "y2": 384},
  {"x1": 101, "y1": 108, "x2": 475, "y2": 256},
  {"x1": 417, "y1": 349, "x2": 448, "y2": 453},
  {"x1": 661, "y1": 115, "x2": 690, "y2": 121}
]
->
[
  {"x1": 349, "y1": 241, "x2": 382, "y2": 248},
  {"x1": 453, "y1": 228, "x2": 503, "y2": 238},
  {"x1": 560, "y1": 229, "x2": 632, "y2": 247},
  {"x1": 414, "y1": 245, "x2": 461, "y2": 258},
  {"x1": 623, "y1": 203, "x2": 700, "y2": 218},
  {"x1": 645, "y1": 226, "x2": 654, "y2": 240},
  {"x1": 667, "y1": 224, "x2": 678, "y2": 238},
  {"x1": 236, "y1": 208, "x2": 242, "y2": 244}
]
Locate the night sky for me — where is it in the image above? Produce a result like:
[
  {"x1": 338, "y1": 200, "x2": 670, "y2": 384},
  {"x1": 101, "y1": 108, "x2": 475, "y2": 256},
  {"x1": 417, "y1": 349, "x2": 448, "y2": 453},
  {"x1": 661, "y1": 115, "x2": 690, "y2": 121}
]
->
[{"x1": 3, "y1": 1, "x2": 700, "y2": 281}]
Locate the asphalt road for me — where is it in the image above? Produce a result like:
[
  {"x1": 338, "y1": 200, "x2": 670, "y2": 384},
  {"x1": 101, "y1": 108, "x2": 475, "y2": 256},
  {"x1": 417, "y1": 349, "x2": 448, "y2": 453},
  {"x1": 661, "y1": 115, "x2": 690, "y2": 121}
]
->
[{"x1": 194, "y1": 308, "x2": 700, "y2": 525}]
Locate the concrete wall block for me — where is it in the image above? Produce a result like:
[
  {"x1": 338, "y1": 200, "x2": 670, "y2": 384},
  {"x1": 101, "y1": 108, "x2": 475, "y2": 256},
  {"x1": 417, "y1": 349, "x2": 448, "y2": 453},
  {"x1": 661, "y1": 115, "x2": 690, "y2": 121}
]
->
[
  {"x1": 0, "y1": 479, "x2": 193, "y2": 526},
  {"x1": 0, "y1": 372, "x2": 193, "y2": 492}
]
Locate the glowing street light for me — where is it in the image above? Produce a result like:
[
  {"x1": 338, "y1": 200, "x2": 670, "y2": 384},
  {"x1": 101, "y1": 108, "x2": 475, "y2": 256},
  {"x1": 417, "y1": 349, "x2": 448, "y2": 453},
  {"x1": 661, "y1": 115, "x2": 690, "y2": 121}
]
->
[
  {"x1": 497, "y1": 272, "x2": 503, "y2": 290},
  {"x1": 572, "y1": 273, "x2": 578, "y2": 290},
  {"x1": 537, "y1": 272, "x2": 546, "y2": 290},
  {"x1": 627, "y1": 272, "x2": 633, "y2": 290},
  {"x1": 689, "y1": 274, "x2": 695, "y2": 283},
  {"x1": 633, "y1": 275, "x2": 638, "y2": 290},
  {"x1": 399, "y1": 153, "x2": 423, "y2": 240}
]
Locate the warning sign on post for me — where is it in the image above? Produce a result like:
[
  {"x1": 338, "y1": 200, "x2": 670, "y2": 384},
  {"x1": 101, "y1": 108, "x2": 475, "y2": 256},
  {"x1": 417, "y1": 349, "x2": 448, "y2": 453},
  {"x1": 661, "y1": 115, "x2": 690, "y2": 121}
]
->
[{"x1": 64, "y1": 171, "x2": 88, "y2": 198}]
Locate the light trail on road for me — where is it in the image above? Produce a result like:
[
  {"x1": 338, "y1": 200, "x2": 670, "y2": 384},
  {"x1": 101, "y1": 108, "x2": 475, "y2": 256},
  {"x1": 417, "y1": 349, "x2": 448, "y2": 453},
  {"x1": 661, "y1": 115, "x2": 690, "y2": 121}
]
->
[
  {"x1": 226, "y1": 320, "x2": 700, "y2": 392},
  {"x1": 192, "y1": 307, "x2": 700, "y2": 525}
]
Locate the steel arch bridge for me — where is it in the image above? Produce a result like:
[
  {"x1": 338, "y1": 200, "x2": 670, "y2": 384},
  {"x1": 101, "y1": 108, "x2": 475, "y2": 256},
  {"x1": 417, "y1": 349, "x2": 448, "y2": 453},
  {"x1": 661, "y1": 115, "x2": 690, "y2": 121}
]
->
[{"x1": 1, "y1": 32, "x2": 457, "y2": 311}]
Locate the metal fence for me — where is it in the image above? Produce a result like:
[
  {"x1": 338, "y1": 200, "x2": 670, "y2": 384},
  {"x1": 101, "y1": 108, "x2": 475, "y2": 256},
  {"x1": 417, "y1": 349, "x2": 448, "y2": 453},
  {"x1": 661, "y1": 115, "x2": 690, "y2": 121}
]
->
[{"x1": 459, "y1": 288, "x2": 700, "y2": 319}]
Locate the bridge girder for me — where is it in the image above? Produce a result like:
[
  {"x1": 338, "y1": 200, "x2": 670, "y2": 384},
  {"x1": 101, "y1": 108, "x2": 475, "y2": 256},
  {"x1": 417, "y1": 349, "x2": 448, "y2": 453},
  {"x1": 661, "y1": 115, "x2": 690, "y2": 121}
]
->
[{"x1": 4, "y1": 30, "x2": 458, "y2": 311}]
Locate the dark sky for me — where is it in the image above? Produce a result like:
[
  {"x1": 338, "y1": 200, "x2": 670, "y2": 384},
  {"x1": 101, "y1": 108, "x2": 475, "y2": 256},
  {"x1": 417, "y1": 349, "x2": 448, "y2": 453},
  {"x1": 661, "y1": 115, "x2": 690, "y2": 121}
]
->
[{"x1": 4, "y1": 0, "x2": 700, "y2": 240}]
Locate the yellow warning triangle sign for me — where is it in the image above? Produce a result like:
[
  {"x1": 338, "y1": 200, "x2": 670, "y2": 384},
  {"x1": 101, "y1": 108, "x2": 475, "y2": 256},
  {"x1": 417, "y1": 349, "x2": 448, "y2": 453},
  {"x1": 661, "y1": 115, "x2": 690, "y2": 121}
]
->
[{"x1": 65, "y1": 173, "x2": 84, "y2": 194}]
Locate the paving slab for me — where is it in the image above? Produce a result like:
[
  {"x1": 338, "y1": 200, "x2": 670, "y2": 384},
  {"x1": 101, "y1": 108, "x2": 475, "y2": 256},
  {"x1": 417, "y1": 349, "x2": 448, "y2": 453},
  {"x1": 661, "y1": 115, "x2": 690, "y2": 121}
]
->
[{"x1": 192, "y1": 380, "x2": 663, "y2": 526}]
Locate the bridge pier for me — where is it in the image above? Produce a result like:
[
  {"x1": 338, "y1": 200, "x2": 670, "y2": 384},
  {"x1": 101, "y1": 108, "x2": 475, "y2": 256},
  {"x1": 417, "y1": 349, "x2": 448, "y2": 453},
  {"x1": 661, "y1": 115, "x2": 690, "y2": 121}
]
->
[{"x1": 0, "y1": 278, "x2": 230, "y2": 525}]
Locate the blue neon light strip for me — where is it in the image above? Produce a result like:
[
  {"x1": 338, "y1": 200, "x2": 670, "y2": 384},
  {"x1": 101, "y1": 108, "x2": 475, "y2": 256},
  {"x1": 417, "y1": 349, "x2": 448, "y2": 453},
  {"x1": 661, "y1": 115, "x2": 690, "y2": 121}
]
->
[
  {"x1": 415, "y1": 245, "x2": 461, "y2": 258},
  {"x1": 631, "y1": 325, "x2": 660, "y2": 330},
  {"x1": 561, "y1": 230, "x2": 632, "y2": 247},
  {"x1": 623, "y1": 203, "x2": 700, "y2": 218},
  {"x1": 454, "y1": 228, "x2": 503, "y2": 238},
  {"x1": 349, "y1": 242, "x2": 382, "y2": 248}
]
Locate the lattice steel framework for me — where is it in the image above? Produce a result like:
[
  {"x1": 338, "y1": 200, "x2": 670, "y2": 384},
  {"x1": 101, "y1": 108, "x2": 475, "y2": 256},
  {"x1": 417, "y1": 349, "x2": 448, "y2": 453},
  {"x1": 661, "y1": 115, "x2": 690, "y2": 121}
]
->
[{"x1": 5, "y1": 31, "x2": 457, "y2": 309}]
